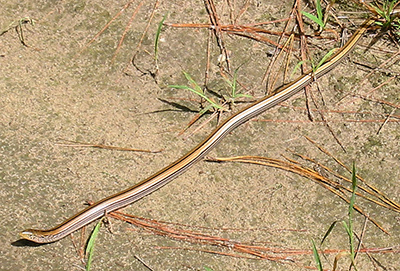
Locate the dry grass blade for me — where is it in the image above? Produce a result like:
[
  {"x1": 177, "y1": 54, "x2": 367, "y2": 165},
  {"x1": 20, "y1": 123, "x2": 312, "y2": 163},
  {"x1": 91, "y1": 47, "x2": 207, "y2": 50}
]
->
[
  {"x1": 288, "y1": 150, "x2": 400, "y2": 213},
  {"x1": 304, "y1": 136, "x2": 400, "y2": 211},
  {"x1": 207, "y1": 153, "x2": 400, "y2": 234}
]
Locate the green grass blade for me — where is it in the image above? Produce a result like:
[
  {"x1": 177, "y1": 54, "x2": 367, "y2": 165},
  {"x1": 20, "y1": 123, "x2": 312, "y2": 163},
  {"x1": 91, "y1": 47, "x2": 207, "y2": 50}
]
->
[
  {"x1": 233, "y1": 93, "x2": 252, "y2": 99},
  {"x1": 349, "y1": 163, "x2": 357, "y2": 217},
  {"x1": 223, "y1": 64, "x2": 252, "y2": 101},
  {"x1": 168, "y1": 84, "x2": 207, "y2": 100},
  {"x1": 316, "y1": 0, "x2": 323, "y2": 22},
  {"x1": 349, "y1": 163, "x2": 357, "y2": 259},
  {"x1": 341, "y1": 163, "x2": 358, "y2": 271},
  {"x1": 320, "y1": 221, "x2": 337, "y2": 245},
  {"x1": 312, "y1": 239, "x2": 323, "y2": 271},
  {"x1": 231, "y1": 68, "x2": 238, "y2": 97},
  {"x1": 85, "y1": 218, "x2": 103, "y2": 271},
  {"x1": 183, "y1": 72, "x2": 203, "y2": 93},
  {"x1": 155, "y1": 14, "x2": 168, "y2": 63},
  {"x1": 199, "y1": 105, "x2": 213, "y2": 116},
  {"x1": 316, "y1": 48, "x2": 337, "y2": 70},
  {"x1": 342, "y1": 220, "x2": 351, "y2": 238},
  {"x1": 168, "y1": 84, "x2": 195, "y2": 91},
  {"x1": 169, "y1": 72, "x2": 226, "y2": 111},
  {"x1": 170, "y1": 72, "x2": 225, "y2": 110},
  {"x1": 301, "y1": 11, "x2": 325, "y2": 29},
  {"x1": 292, "y1": 60, "x2": 305, "y2": 76}
]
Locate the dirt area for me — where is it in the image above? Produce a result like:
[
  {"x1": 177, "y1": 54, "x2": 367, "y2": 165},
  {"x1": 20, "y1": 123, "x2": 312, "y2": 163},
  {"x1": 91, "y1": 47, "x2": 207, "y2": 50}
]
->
[{"x1": 1, "y1": 0, "x2": 399, "y2": 270}]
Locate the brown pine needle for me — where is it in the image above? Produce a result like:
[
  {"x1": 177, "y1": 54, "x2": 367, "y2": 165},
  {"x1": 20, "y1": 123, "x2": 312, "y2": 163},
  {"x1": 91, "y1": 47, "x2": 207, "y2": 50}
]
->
[
  {"x1": 78, "y1": 0, "x2": 135, "y2": 55},
  {"x1": 130, "y1": 0, "x2": 161, "y2": 61},
  {"x1": 111, "y1": 1, "x2": 144, "y2": 63},
  {"x1": 204, "y1": 0, "x2": 230, "y2": 71},
  {"x1": 181, "y1": 110, "x2": 220, "y2": 139},
  {"x1": 338, "y1": 49, "x2": 400, "y2": 106},
  {"x1": 56, "y1": 139, "x2": 162, "y2": 153},
  {"x1": 99, "y1": 209, "x2": 400, "y2": 267},
  {"x1": 109, "y1": 211, "x2": 300, "y2": 263},
  {"x1": 254, "y1": 118, "x2": 400, "y2": 124}
]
